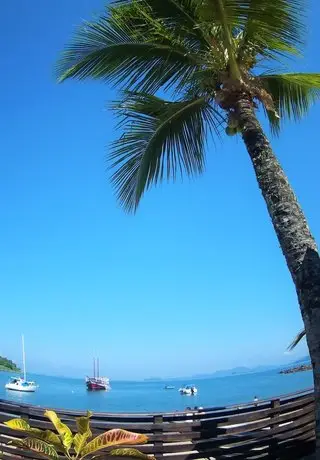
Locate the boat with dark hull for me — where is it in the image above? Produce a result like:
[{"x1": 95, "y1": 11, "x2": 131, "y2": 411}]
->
[{"x1": 86, "y1": 358, "x2": 110, "y2": 391}]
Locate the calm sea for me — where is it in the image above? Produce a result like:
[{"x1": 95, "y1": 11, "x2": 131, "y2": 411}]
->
[{"x1": 0, "y1": 370, "x2": 313, "y2": 413}]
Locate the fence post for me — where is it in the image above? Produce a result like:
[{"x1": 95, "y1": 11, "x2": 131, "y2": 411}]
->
[
  {"x1": 153, "y1": 415, "x2": 164, "y2": 459},
  {"x1": 270, "y1": 398, "x2": 280, "y2": 457}
]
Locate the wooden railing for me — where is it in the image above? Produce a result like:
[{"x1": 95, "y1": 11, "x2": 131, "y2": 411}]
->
[{"x1": 0, "y1": 388, "x2": 316, "y2": 459}]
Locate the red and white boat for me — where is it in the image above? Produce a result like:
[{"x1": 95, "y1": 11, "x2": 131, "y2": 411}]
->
[{"x1": 86, "y1": 358, "x2": 110, "y2": 391}]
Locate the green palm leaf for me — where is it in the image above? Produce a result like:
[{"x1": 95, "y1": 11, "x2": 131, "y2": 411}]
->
[
  {"x1": 288, "y1": 329, "x2": 306, "y2": 351},
  {"x1": 57, "y1": 7, "x2": 200, "y2": 93},
  {"x1": 198, "y1": 0, "x2": 241, "y2": 79},
  {"x1": 199, "y1": 0, "x2": 247, "y2": 29},
  {"x1": 237, "y1": 0, "x2": 304, "y2": 62},
  {"x1": 58, "y1": 0, "x2": 320, "y2": 212},
  {"x1": 109, "y1": 92, "x2": 223, "y2": 211},
  {"x1": 114, "y1": 0, "x2": 208, "y2": 47},
  {"x1": 260, "y1": 73, "x2": 320, "y2": 134}
]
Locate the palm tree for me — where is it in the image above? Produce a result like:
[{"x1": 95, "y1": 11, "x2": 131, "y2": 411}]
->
[{"x1": 57, "y1": 0, "x2": 320, "y2": 452}]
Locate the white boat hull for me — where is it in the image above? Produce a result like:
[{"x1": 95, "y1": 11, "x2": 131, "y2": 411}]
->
[
  {"x1": 179, "y1": 387, "x2": 198, "y2": 395},
  {"x1": 5, "y1": 382, "x2": 37, "y2": 392},
  {"x1": 179, "y1": 389, "x2": 192, "y2": 395}
]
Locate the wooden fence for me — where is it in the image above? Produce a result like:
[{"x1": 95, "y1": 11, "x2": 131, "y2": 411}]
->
[{"x1": 0, "y1": 388, "x2": 316, "y2": 460}]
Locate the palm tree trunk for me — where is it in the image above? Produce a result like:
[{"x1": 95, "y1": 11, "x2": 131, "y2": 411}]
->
[{"x1": 235, "y1": 97, "x2": 320, "y2": 457}]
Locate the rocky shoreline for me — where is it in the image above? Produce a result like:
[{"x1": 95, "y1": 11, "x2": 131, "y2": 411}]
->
[{"x1": 279, "y1": 364, "x2": 312, "y2": 374}]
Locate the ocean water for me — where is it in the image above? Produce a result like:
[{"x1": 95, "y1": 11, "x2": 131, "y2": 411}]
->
[{"x1": 0, "y1": 370, "x2": 313, "y2": 413}]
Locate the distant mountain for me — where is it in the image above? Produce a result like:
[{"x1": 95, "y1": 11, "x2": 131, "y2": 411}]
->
[
  {"x1": 193, "y1": 367, "x2": 252, "y2": 379},
  {"x1": 187, "y1": 357, "x2": 311, "y2": 380},
  {"x1": 192, "y1": 366, "x2": 276, "y2": 379},
  {"x1": 291, "y1": 355, "x2": 310, "y2": 364},
  {"x1": 145, "y1": 356, "x2": 311, "y2": 382}
]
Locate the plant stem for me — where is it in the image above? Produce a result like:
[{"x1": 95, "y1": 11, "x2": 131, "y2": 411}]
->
[{"x1": 216, "y1": 0, "x2": 240, "y2": 80}]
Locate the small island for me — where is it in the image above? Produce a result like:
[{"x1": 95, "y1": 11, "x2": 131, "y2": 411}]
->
[
  {"x1": 279, "y1": 364, "x2": 312, "y2": 374},
  {"x1": 0, "y1": 356, "x2": 20, "y2": 372}
]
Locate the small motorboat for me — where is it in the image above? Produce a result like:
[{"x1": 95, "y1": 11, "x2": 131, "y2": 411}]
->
[
  {"x1": 5, "y1": 335, "x2": 38, "y2": 393},
  {"x1": 179, "y1": 385, "x2": 198, "y2": 395},
  {"x1": 164, "y1": 385, "x2": 175, "y2": 390}
]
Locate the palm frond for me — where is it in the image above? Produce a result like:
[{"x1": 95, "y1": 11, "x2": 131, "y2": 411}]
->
[
  {"x1": 109, "y1": 92, "x2": 224, "y2": 212},
  {"x1": 199, "y1": 0, "x2": 247, "y2": 29},
  {"x1": 288, "y1": 329, "x2": 306, "y2": 351},
  {"x1": 237, "y1": 0, "x2": 305, "y2": 63},
  {"x1": 113, "y1": 0, "x2": 209, "y2": 48},
  {"x1": 197, "y1": 0, "x2": 247, "y2": 79},
  {"x1": 56, "y1": 8, "x2": 201, "y2": 93},
  {"x1": 259, "y1": 73, "x2": 320, "y2": 134}
]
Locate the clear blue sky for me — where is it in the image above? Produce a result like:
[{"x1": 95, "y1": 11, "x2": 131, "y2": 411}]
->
[{"x1": 1, "y1": 1, "x2": 320, "y2": 380}]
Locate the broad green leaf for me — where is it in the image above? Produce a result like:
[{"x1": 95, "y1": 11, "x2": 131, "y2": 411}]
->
[
  {"x1": 4, "y1": 417, "x2": 63, "y2": 449},
  {"x1": 111, "y1": 448, "x2": 155, "y2": 460},
  {"x1": 37, "y1": 430, "x2": 64, "y2": 451},
  {"x1": 74, "y1": 433, "x2": 90, "y2": 455},
  {"x1": 12, "y1": 437, "x2": 59, "y2": 460},
  {"x1": 74, "y1": 411, "x2": 92, "y2": 454},
  {"x1": 44, "y1": 410, "x2": 73, "y2": 450},
  {"x1": 81, "y1": 429, "x2": 148, "y2": 458},
  {"x1": 76, "y1": 410, "x2": 92, "y2": 436},
  {"x1": 5, "y1": 418, "x2": 31, "y2": 431}
]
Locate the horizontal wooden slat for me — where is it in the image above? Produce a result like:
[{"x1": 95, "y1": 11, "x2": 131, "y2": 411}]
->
[
  {"x1": 0, "y1": 417, "x2": 314, "y2": 456},
  {"x1": 279, "y1": 395, "x2": 314, "y2": 412}
]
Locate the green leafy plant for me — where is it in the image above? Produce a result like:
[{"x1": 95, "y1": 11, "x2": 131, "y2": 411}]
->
[{"x1": 5, "y1": 410, "x2": 154, "y2": 460}]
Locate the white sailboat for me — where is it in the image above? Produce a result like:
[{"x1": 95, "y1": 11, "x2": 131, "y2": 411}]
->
[{"x1": 5, "y1": 335, "x2": 37, "y2": 392}]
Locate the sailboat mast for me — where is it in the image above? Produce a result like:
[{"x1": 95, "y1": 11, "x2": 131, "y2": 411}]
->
[
  {"x1": 93, "y1": 358, "x2": 96, "y2": 379},
  {"x1": 97, "y1": 358, "x2": 99, "y2": 378},
  {"x1": 22, "y1": 335, "x2": 26, "y2": 381}
]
